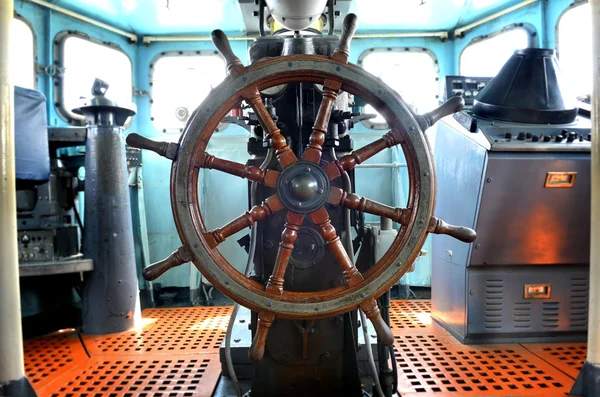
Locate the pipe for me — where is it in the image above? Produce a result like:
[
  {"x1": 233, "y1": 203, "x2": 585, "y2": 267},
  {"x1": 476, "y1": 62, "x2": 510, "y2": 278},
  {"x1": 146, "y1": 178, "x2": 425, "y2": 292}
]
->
[
  {"x1": 454, "y1": 0, "x2": 537, "y2": 38},
  {"x1": 587, "y1": 0, "x2": 599, "y2": 366},
  {"x1": 0, "y1": 0, "x2": 27, "y2": 386},
  {"x1": 24, "y1": 0, "x2": 138, "y2": 43},
  {"x1": 224, "y1": 149, "x2": 274, "y2": 397},
  {"x1": 355, "y1": 162, "x2": 407, "y2": 169},
  {"x1": 331, "y1": 148, "x2": 385, "y2": 397},
  {"x1": 142, "y1": 31, "x2": 448, "y2": 44}
]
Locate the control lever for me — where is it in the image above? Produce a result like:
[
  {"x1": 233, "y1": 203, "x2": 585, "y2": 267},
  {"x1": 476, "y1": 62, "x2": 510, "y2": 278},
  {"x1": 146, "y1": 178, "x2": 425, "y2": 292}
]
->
[
  {"x1": 415, "y1": 96, "x2": 465, "y2": 132},
  {"x1": 332, "y1": 13, "x2": 358, "y2": 62},
  {"x1": 126, "y1": 133, "x2": 179, "y2": 160},
  {"x1": 142, "y1": 245, "x2": 193, "y2": 281},
  {"x1": 428, "y1": 216, "x2": 477, "y2": 243}
]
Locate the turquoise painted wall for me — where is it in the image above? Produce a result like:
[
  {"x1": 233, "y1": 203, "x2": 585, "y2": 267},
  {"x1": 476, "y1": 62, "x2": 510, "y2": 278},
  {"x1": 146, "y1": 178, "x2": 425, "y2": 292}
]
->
[{"x1": 13, "y1": 0, "x2": 582, "y2": 289}]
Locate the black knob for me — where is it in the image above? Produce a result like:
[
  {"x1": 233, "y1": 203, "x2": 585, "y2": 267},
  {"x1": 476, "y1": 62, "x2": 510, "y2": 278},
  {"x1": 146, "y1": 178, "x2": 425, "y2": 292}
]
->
[
  {"x1": 543, "y1": 135, "x2": 552, "y2": 142},
  {"x1": 532, "y1": 135, "x2": 539, "y2": 142},
  {"x1": 586, "y1": 134, "x2": 592, "y2": 141},
  {"x1": 504, "y1": 132, "x2": 512, "y2": 139},
  {"x1": 517, "y1": 132, "x2": 526, "y2": 140},
  {"x1": 561, "y1": 129, "x2": 569, "y2": 137},
  {"x1": 579, "y1": 135, "x2": 584, "y2": 142},
  {"x1": 567, "y1": 136, "x2": 575, "y2": 143},
  {"x1": 555, "y1": 135, "x2": 564, "y2": 142},
  {"x1": 525, "y1": 132, "x2": 532, "y2": 139}
]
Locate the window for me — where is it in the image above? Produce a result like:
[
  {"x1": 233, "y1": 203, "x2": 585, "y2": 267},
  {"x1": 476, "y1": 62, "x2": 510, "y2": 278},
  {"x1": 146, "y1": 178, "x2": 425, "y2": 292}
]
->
[
  {"x1": 150, "y1": 52, "x2": 226, "y2": 132},
  {"x1": 57, "y1": 34, "x2": 132, "y2": 123},
  {"x1": 460, "y1": 27, "x2": 530, "y2": 77},
  {"x1": 558, "y1": 3, "x2": 592, "y2": 100},
  {"x1": 360, "y1": 49, "x2": 439, "y2": 126},
  {"x1": 11, "y1": 18, "x2": 35, "y2": 89}
]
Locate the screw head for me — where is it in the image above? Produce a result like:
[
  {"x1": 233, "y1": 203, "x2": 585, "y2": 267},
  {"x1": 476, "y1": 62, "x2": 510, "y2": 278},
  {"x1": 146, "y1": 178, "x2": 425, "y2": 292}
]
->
[
  {"x1": 305, "y1": 167, "x2": 311, "y2": 172},
  {"x1": 266, "y1": 302, "x2": 272, "y2": 307},
  {"x1": 318, "y1": 188, "x2": 324, "y2": 194},
  {"x1": 296, "y1": 202, "x2": 302, "y2": 207}
]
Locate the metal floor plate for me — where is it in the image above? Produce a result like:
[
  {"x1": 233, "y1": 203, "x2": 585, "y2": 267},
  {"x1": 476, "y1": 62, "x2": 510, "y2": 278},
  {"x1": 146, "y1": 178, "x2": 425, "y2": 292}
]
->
[
  {"x1": 24, "y1": 300, "x2": 583, "y2": 396},
  {"x1": 522, "y1": 343, "x2": 587, "y2": 378},
  {"x1": 37, "y1": 354, "x2": 221, "y2": 397},
  {"x1": 82, "y1": 306, "x2": 232, "y2": 355},
  {"x1": 24, "y1": 330, "x2": 89, "y2": 391}
]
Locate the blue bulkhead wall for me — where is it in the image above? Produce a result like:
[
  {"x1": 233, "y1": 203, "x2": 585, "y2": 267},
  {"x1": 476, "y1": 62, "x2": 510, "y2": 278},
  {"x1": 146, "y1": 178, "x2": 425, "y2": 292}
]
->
[{"x1": 12, "y1": 0, "x2": 579, "y2": 289}]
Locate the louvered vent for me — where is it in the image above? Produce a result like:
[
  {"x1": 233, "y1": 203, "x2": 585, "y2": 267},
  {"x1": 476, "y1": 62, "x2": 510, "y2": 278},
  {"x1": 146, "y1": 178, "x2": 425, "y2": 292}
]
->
[
  {"x1": 542, "y1": 301, "x2": 560, "y2": 328},
  {"x1": 484, "y1": 279, "x2": 503, "y2": 330},
  {"x1": 512, "y1": 301, "x2": 532, "y2": 329},
  {"x1": 569, "y1": 277, "x2": 588, "y2": 330}
]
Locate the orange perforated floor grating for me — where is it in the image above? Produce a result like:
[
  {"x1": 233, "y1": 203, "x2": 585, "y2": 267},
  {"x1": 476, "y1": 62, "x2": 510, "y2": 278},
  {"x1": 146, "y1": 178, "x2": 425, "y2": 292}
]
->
[
  {"x1": 24, "y1": 300, "x2": 585, "y2": 396},
  {"x1": 82, "y1": 306, "x2": 232, "y2": 356},
  {"x1": 523, "y1": 343, "x2": 587, "y2": 378},
  {"x1": 37, "y1": 354, "x2": 221, "y2": 397},
  {"x1": 393, "y1": 334, "x2": 575, "y2": 396},
  {"x1": 24, "y1": 330, "x2": 89, "y2": 391}
]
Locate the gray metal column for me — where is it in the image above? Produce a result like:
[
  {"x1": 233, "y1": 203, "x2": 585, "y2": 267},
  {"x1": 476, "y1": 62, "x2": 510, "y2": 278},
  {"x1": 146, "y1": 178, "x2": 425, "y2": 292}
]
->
[
  {"x1": 0, "y1": 2, "x2": 36, "y2": 395},
  {"x1": 571, "y1": 1, "x2": 600, "y2": 395},
  {"x1": 78, "y1": 80, "x2": 141, "y2": 334}
]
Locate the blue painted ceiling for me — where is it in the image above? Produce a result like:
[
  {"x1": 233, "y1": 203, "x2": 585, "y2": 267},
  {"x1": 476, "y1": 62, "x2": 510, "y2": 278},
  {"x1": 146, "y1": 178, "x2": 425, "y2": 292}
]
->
[{"x1": 47, "y1": 0, "x2": 527, "y2": 35}]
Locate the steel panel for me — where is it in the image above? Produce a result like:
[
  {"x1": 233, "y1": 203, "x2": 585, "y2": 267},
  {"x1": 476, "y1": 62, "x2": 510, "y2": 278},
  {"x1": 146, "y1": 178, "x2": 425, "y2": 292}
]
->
[{"x1": 470, "y1": 152, "x2": 590, "y2": 266}]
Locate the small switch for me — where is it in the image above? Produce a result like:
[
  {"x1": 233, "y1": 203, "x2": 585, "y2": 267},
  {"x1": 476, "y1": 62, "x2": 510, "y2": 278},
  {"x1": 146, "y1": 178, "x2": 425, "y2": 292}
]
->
[
  {"x1": 532, "y1": 135, "x2": 539, "y2": 142},
  {"x1": 517, "y1": 132, "x2": 526, "y2": 140},
  {"x1": 504, "y1": 132, "x2": 512, "y2": 139},
  {"x1": 555, "y1": 135, "x2": 564, "y2": 142},
  {"x1": 543, "y1": 135, "x2": 552, "y2": 142},
  {"x1": 525, "y1": 132, "x2": 532, "y2": 139},
  {"x1": 561, "y1": 129, "x2": 569, "y2": 137}
]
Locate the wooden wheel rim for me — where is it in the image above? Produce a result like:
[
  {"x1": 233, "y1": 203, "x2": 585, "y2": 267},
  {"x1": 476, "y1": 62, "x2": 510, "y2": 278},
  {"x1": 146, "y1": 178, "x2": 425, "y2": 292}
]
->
[{"x1": 171, "y1": 54, "x2": 435, "y2": 319}]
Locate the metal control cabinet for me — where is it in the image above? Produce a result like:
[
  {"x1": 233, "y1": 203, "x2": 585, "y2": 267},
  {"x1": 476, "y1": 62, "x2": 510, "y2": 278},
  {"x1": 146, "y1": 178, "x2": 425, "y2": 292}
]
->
[{"x1": 432, "y1": 114, "x2": 590, "y2": 343}]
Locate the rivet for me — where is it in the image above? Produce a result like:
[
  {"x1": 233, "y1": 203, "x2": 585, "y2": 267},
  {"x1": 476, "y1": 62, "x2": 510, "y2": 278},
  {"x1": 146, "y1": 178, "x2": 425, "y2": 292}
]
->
[
  {"x1": 410, "y1": 126, "x2": 416, "y2": 131},
  {"x1": 194, "y1": 243, "x2": 198, "y2": 248},
  {"x1": 267, "y1": 302, "x2": 272, "y2": 307},
  {"x1": 360, "y1": 292, "x2": 366, "y2": 299},
  {"x1": 396, "y1": 262, "x2": 402, "y2": 267},
  {"x1": 418, "y1": 219, "x2": 424, "y2": 225},
  {"x1": 296, "y1": 202, "x2": 302, "y2": 207},
  {"x1": 314, "y1": 307, "x2": 319, "y2": 311},
  {"x1": 225, "y1": 281, "x2": 229, "y2": 285},
  {"x1": 242, "y1": 77, "x2": 247, "y2": 82},
  {"x1": 336, "y1": 66, "x2": 341, "y2": 72},
  {"x1": 486, "y1": 177, "x2": 493, "y2": 183},
  {"x1": 475, "y1": 244, "x2": 481, "y2": 249},
  {"x1": 423, "y1": 172, "x2": 429, "y2": 177},
  {"x1": 305, "y1": 167, "x2": 311, "y2": 172},
  {"x1": 288, "y1": 62, "x2": 293, "y2": 67},
  {"x1": 318, "y1": 188, "x2": 324, "y2": 194}
]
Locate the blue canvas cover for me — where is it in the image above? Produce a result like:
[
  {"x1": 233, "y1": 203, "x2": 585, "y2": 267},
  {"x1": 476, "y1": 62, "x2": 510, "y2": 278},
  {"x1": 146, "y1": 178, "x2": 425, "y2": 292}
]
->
[{"x1": 14, "y1": 86, "x2": 50, "y2": 184}]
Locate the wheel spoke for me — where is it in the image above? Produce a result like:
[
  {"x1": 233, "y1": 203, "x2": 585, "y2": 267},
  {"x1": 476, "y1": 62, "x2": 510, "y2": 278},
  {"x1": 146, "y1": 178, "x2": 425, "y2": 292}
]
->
[
  {"x1": 249, "y1": 310, "x2": 276, "y2": 361},
  {"x1": 327, "y1": 187, "x2": 411, "y2": 225},
  {"x1": 265, "y1": 212, "x2": 305, "y2": 295},
  {"x1": 310, "y1": 206, "x2": 394, "y2": 345},
  {"x1": 198, "y1": 153, "x2": 279, "y2": 188},
  {"x1": 204, "y1": 194, "x2": 284, "y2": 248},
  {"x1": 309, "y1": 207, "x2": 363, "y2": 286},
  {"x1": 302, "y1": 79, "x2": 342, "y2": 164},
  {"x1": 323, "y1": 130, "x2": 404, "y2": 181},
  {"x1": 244, "y1": 88, "x2": 298, "y2": 168}
]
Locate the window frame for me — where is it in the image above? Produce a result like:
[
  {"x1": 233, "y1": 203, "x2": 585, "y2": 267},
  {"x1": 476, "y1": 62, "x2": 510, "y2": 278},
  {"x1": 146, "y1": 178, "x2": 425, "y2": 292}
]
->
[
  {"x1": 54, "y1": 31, "x2": 133, "y2": 125},
  {"x1": 357, "y1": 47, "x2": 440, "y2": 130},
  {"x1": 149, "y1": 50, "x2": 226, "y2": 133},
  {"x1": 458, "y1": 23, "x2": 538, "y2": 76},
  {"x1": 12, "y1": 12, "x2": 37, "y2": 90},
  {"x1": 555, "y1": 0, "x2": 589, "y2": 61}
]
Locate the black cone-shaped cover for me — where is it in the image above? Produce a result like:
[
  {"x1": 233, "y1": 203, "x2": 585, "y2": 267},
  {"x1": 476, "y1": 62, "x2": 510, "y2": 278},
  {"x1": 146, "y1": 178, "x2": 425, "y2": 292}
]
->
[{"x1": 472, "y1": 48, "x2": 578, "y2": 124}]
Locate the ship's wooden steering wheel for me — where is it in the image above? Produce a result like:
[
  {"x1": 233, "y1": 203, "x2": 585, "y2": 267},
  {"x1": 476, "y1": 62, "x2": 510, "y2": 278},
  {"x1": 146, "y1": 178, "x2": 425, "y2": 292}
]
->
[{"x1": 127, "y1": 14, "x2": 475, "y2": 361}]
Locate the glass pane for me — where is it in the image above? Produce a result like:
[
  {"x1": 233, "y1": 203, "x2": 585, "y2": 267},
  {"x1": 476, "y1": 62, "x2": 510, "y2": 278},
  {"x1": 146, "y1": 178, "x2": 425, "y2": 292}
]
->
[
  {"x1": 362, "y1": 51, "x2": 438, "y2": 123},
  {"x1": 558, "y1": 3, "x2": 592, "y2": 100},
  {"x1": 11, "y1": 18, "x2": 35, "y2": 89},
  {"x1": 460, "y1": 28, "x2": 529, "y2": 77},
  {"x1": 63, "y1": 36, "x2": 132, "y2": 117},
  {"x1": 151, "y1": 55, "x2": 226, "y2": 132}
]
